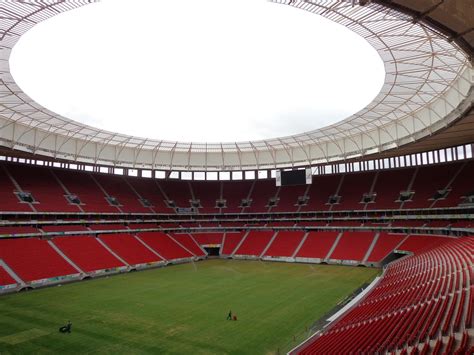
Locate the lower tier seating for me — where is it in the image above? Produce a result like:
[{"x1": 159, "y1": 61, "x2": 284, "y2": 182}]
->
[
  {"x1": 221, "y1": 232, "x2": 245, "y2": 255},
  {"x1": 296, "y1": 236, "x2": 473, "y2": 354},
  {"x1": 52, "y1": 236, "x2": 125, "y2": 272},
  {"x1": 234, "y1": 230, "x2": 275, "y2": 256},
  {"x1": 295, "y1": 231, "x2": 339, "y2": 259},
  {"x1": 137, "y1": 232, "x2": 193, "y2": 260},
  {"x1": 171, "y1": 234, "x2": 206, "y2": 257},
  {"x1": 99, "y1": 234, "x2": 163, "y2": 265},
  {"x1": 329, "y1": 231, "x2": 375, "y2": 261},
  {"x1": 0, "y1": 238, "x2": 78, "y2": 282},
  {"x1": 191, "y1": 233, "x2": 224, "y2": 245},
  {"x1": 263, "y1": 231, "x2": 305, "y2": 257},
  {"x1": 0, "y1": 266, "x2": 17, "y2": 286},
  {"x1": 366, "y1": 233, "x2": 407, "y2": 263}
]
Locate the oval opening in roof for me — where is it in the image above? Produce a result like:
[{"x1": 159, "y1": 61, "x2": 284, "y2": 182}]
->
[{"x1": 10, "y1": 0, "x2": 385, "y2": 143}]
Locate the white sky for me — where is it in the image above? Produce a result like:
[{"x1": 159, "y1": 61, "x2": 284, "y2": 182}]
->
[{"x1": 10, "y1": 0, "x2": 385, "y2": 143}]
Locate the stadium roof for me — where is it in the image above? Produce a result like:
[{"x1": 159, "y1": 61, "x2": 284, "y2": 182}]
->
[{"x1": 0, "y1": 0, "x2": 472, "y2": 171}]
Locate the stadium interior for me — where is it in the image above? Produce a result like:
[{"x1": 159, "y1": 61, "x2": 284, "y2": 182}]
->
[{"x1": 0, "y1": 0, "x2": 473, "y2": 354}]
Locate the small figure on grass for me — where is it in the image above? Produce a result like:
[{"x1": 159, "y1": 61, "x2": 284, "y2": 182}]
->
[
  {"x1": 59, "y1": 320, "x2": 72, "y2": 333},
  {"x1": 227, "y1": 310, "x2": 232, "y2": 320}
]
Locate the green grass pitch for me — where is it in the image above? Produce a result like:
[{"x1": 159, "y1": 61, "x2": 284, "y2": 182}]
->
[{"x1": 0, "y1": 259, "x2": 379, "y2": 354}]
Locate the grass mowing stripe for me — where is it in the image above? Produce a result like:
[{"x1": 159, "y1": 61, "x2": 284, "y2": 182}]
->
[{"x1": 0, "y1": 259, "x2": 378, "y2": 354}]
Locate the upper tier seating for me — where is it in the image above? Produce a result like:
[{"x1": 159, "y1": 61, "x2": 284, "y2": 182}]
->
[
  {"x1": 0, "y1": 167, "x2": 33, "y2": 212},
  {"x1": 53, "y1": 236, "x2": 125, "y2": 272},
  {"x1": 297, "y1": 236, "x2": 473, "y2": 354},
  {"x1": 329, "y1": 231, "x2": 375, "y2": 261},
  {"x1": 436, "y1": 161, "x2": 474, "y2": 208},
  {"x1": 221, "y1": 180, "x2": 253, "y2": 213},
  {"x1": 366, "y1": 169, "x2": 414, "y2": 210},
  {"x1": 407, "y1": 163, "x2": 461, "y2": 209},
  {"x1": 300, "y1": 175, "x2": 341, "y2": 212},
  {"x1": 0, "y1": 238, "x2": 78, "y2": 282},
  {"x1": 54, "y1": 169, "x2": 118, "y2": 213},
  {"x1": 191, "y1": 181, "x2": 220, "y2": 213},
  {"x1": 272, "y1": 185, "x2": 306, "y2": 212},
  {"x1": 126, "y1": 178, "x2": 170, "y2": 213},
  {"x1": 158, "y1": 180, "x2": 192, "y2": 210},
  {"x1": 295, "y1": 231, "x2": 339, "y2": 259},
  {"x1": 245, "y1": 181, "x2": 277, "y2": 213},
  {"x1": 99, "y1": 234, "x2": 163, "y2": 265},
  {"x1": 332, "y1": 172, "x2": 376, "y2": 211},
  {"x1": 137, "y1": 232, "x2": 193, "y2": 260},
  {"x1": 170, "y1": 234, "x2": 206, "y2": 257},
  {"x1": 0, "y1": 160, "x2": 472, "y2": 214},
  {"x1": 94, "y1": 174, "x2": 151, "y2": 213},
  {"x1": 234, "y1": 230, "x2": 275, "y2": 256},
  {"x1": 263, "y1": 231, "x2": 305, "y2": 257},
  {"x1": 7, "y1": 164, "x2": 79, "y2": 212}
]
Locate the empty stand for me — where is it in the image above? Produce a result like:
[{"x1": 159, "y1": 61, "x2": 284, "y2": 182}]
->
[
  {"x1": 99, "y1": 234, "x2": 163, "y2": 265},
  {"x1": 296, "y1": 236, "x2": 473, "y2": 354},
  {"x1": 138, "y1": 232, "x2": 193, "y2": 260},
  {"x1": 0, "y1": 238, "x2": 78, "y2": 282},
  {"x1": 329, "y1": 231, "x2": 375, "y2": 261},
  {"x1": 234, "y1": 230, "x2": 274, "y2": 256},
  {"x1": 95, "y1": 174, "x2": 150, "y2": 213},
  {"x1": 0, "y1": 265, "x2": 18, "y2": 286},
  {"x1": 295, "y1": 231, "x2": 339, "y2": 259},
  {"x1": 55, "y1": 170, "x2": 118, "y2": 213},
  {"x1": 0, "y1": 166, "x2": 33, "y2": 212},
  {"x1": 192, "y1": 233, "x2": 224, "y2": 245},
  {"x1": 367, "y1": 168, "x2": 415, "y2": 210},
  {"x1": 126, "y1": 178, "x2": 170, "y2": 212},
  {"x1": 159, "y1": 180, "x2": 192, "y2": 209},
  {"x1": 191, "y1": 181, "x2": 220, "y2": 213},
  {"x1": 366, "y1": 233, "x2": 407, "y2": 262},
  {"x1": 245, "y1": 180, "x2": 278, "y2": 213},
  {"x1": 221, "y1": 180, "x2": 253, "y2": 213},
  {"x1": 272, "y1": 185, "x2": 306, "y2": 212},
  {"x1": 300, "y1": 175, "x2": 341, "y2": 211},
  {"x1": 333, "y1": 172, "x2": 375, "y2": 210},
  {"x1": 53, "y1": 236, "x2": 125, "y2": 272},
  {"x1": 263, "y1": 231, "x2": 305, "y2": 257},
  {"x1": 221, "y1": 232, "x2": 245, "y2": 255},
  {"x1": 170, "y1": 234, "x2": 206, "y2": 257},
  {"x1": 397, "y1": 235, "x2": 451, "y2": 254},
  {"x1": 7, "y1": 165, "x2": 79, "y2": 212},
  {"x1": 407, "y1": 163, "x2": 461, "y2": 209}
]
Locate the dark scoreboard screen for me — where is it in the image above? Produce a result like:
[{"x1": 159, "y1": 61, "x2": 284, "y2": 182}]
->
[{"x1": 280, "y1": 169, "x2": 307, "y2": 186}]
